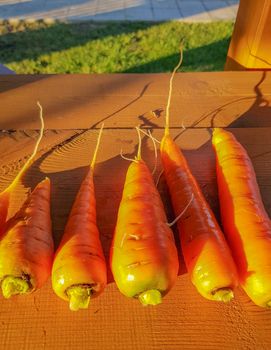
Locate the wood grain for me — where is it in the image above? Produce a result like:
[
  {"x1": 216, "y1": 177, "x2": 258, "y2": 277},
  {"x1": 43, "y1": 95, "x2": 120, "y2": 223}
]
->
[
  {"x1": 0, "y1": 72, "x2": 271, "y2": 130},
  {"x1": 1, "y1": 74, "x2": 271, "y2": 350},
  {"x1": 1, "y1": 126, "x2": 271, "y2": 350}
]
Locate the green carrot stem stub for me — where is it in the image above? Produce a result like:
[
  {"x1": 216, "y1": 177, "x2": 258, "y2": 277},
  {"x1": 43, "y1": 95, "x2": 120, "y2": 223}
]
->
[
  {"x1": 1, "y1": 276, "x2": 31, "y2": 298},
  {"x1": 138, "y1": 289, "x2": 162, "y2": 306},
  {"x1": 212, "y1": 288, "x2": 234, "y2": 303},
  {"x1": 66, "y1": 286, "x2": 92, "y2": 311}
]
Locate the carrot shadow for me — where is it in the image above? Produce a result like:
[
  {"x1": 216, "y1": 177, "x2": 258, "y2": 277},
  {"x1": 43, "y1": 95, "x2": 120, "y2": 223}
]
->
[
  {"x1": 0, "y1": 75, "x2": 48, "y2": 94},
  {"x1": 90, "y1": 82, "x2": 153, "y2": 129},
  {"x1": 229, "y1": 71, "x2": 271, "y2": 127},
  {"x1": 0, "y1": 74, "x2": 155, "y2": 130}
]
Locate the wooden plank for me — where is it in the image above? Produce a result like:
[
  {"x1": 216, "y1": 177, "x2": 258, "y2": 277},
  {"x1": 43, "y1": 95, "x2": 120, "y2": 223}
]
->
[
  {"x1": 225, "y1": 0, "x2": 271, "y2": 70},
  {"x1": 0, "y1": 72, "x2": 271, "y2": 129},
  {"x1": 1, "y1": 73, "x2": 271, "y2": 349},
  {"x1": 0, "y1": 127, "x2": 271, "y2": 350}
]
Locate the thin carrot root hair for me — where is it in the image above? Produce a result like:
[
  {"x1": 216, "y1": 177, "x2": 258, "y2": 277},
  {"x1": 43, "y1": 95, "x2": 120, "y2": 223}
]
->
[
  {"x1": 135, "y1": 126, "x2": 142, "y2": 161},
  {"x1": 181, "y1": 117, "x2": 186, "y2": 131},
  {"x1": 156, "y1": 169, "x2": 164, "y2": 187},
  {"x1": 165, "y1": 44, "x2": 184, "y2": 137},
  {"x1": 90, "y1": 123, "x2": 104, "y2": 169},
  {"x1": 136, "y1": 128, "x2": 160, "y2": 177},
  {"x1": 120, "y1": 126, "x2": 142, "y2": 164},
  {"x1": 167, "y1": 193, "x2": 194, "y2": 227},
  {"x1": 138, "y1": 128, "x2": 161, "y2": 144},
  {"x1": 120, "y1": 149, "x2": 139, "y2": 163},
  {"x1": 147, "y1": 130, "x2": 158, "y2": 175},
  {"x1": 3, "y1": 101, "x2": 44, "y2": 194},
  {"x1": 157, "y1": 44, "x2": 184, "y2": 188}
]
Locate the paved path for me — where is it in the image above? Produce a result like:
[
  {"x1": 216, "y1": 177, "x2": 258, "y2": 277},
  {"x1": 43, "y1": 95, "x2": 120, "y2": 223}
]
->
[{"x1": 0, "y1": 0, "x2": 239, "y2": 21}]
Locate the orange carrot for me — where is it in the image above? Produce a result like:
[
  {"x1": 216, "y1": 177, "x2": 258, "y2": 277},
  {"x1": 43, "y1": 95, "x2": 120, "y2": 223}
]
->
[
  {"x1": 52, "y1": 125, "x2": 107, "y2": 311},
  {"x1": 110, "y1": 128, "x2": 179, "y2": 306},
  {"x1": 0, "y1": 177, "x2": 53, "y2": 297},
  {"x1": 0, "y1": 102, "x2": 53, "y2": 298},
  {"x1": 160, "y1": 51, "x2": 238, "y2": 302},
  {"x1": 0, "y1": 102, "x2": 44, "y2": 235},
  {"x1": 212, "y1": 128, "x2": 271, "y2": 307}
]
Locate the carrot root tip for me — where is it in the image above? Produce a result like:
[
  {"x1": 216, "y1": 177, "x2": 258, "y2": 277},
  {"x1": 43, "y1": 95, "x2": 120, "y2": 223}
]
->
[
  {"x1": 1, "y1": 276, "x2": 31, "y2": 298},
  {"x1": 138, "y1": 289, "x2": 162, "y2": 306},
  {"x1": 66, "y1": 286, "x2": 92, "y2": 311},
  {"x1": 212, "y1": 288, "x2": 234, "y2": 303}
]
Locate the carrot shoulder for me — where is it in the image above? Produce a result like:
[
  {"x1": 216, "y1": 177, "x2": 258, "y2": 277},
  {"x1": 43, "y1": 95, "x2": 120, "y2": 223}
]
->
[
  {"x1": 110, "y1": 130, "x2": 179, "y2": 306},
  {"x1": 0, "y1": 177, "x2": 53, "y2": 297},
  {"x1": 52, "y1": 126, "x2": 107, "y2": 311},
  {"x1": 212, "y1": 128, "x2": 271, "y2": 307}
]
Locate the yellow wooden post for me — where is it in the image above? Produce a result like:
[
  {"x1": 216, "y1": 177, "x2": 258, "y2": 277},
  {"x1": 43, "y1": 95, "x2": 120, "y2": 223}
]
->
[{"x1": 225, "y1": 0, "x2": 271, "y2": 70}]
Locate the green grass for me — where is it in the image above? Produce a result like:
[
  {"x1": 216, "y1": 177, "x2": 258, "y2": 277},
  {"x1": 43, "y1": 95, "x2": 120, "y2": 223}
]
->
[{"x1": 0, "y1": 20, "x2": 234, "y2": 73}]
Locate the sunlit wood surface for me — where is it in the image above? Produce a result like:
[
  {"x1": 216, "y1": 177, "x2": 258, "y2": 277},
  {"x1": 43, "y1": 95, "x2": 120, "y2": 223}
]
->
[
  {"x1": 0, "y1": 73, "x2": 271, "y2": 350},
  {"x1": 225, "y1": 0, "x2": 271, "y2": 70}
]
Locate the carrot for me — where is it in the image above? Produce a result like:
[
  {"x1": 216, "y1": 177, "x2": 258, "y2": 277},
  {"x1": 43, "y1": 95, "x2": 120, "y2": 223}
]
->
[
  {"x1": 0, "y1": 177, "x2": 53, "y2": 297},
  {"x1": 52, "y1": 125, "x2": 107, "y2": 311},
  {"x1": 110, "y1": 128, "x2": 179, "y2": 306},
  {"x1": 0, "y1": 102, "x2": 44, "y2": 235},
  {"x1": 160, "y1": 50, "x2": 238, "y2": 302},
  {"x1": 212, "y1": 128, "x2": 271, "y2": 307},
  {"x1": 0, "y1": 103, "x2": 54, "y2": 298}
]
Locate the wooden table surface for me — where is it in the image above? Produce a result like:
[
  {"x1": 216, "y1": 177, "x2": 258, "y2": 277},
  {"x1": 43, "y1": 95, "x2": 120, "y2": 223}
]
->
[{"x1": 0, "y1": 72, "x2": 271, "y2": 350}]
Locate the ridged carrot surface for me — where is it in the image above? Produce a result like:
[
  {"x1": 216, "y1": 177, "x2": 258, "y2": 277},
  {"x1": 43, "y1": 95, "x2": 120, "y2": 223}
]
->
[
  {"x1": 52, "y1": 127, "x2": 107, "y2": 311},
  {"x1": 110, "y1": 130, "x2": 179, "y2": 306},
  {"x1": 212, "y1": 128, "x2": 271, "y2": 307},
  {"x1": 0, "y1": 177, "x2": 54, "y2": 297}
]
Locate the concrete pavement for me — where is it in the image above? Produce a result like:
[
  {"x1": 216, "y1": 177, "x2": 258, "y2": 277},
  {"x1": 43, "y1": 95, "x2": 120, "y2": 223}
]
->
[{"x1": 0, "y1": 0, "x2": 239, "y2": 21}]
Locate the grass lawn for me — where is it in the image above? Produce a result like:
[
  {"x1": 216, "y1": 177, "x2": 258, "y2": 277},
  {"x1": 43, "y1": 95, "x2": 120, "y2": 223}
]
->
[{"x1": 0, "y1": 20, "x2": 234, "y2": 74}]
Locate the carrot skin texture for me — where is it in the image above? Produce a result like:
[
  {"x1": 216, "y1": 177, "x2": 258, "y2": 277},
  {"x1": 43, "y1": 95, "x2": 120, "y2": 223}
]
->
[
  {"x1": 110, "y1": 160, "x2": 179, "y2": 302},
  {"x1": 212, "y1": 128, "x2": 271, "y2": 307},
  {"x1": 160, "y1": 134, "x2": 238, "y2": 301},
  {"x1": 52, "y1": 168, "x2": 107, "y2": 302},
  {"x1": 0, "y1": 177, "x2": 54, "y2": 293}
]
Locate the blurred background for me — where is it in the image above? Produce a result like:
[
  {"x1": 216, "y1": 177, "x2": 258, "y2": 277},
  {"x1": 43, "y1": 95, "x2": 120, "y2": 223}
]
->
[{"x1": 0, "y1": 0, "x2": 239, "y2": 73}]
